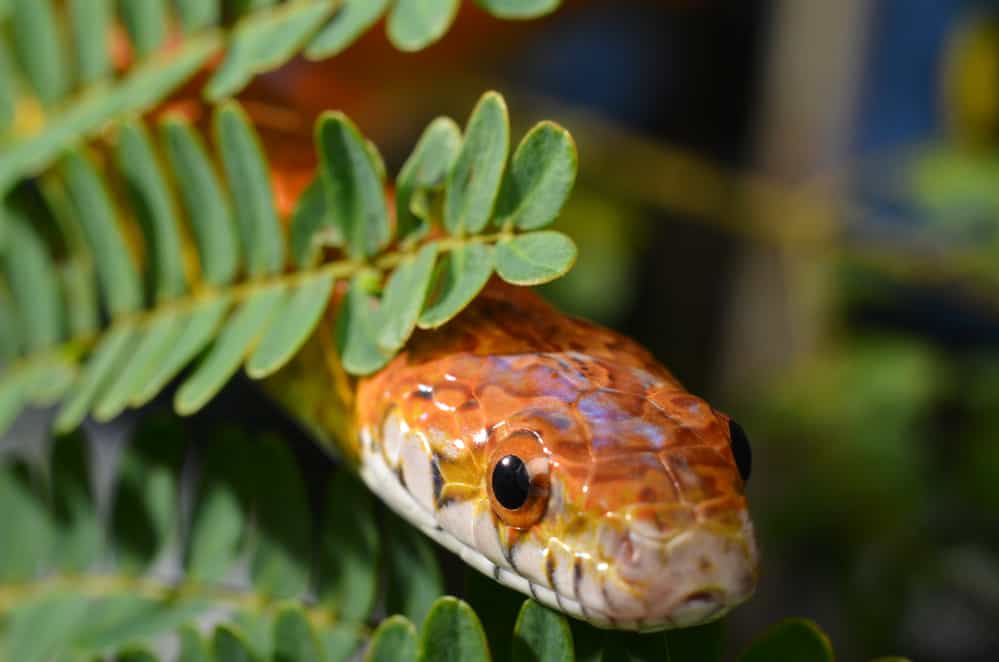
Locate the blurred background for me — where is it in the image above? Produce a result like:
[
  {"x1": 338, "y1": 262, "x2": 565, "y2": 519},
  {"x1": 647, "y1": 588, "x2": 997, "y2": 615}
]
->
[
  {"x1": 238, "y1": 1, "x2": 999, "y2": 660},
  {"x1": 6, "y1": 1, "x2": 999, "y2": 660}
]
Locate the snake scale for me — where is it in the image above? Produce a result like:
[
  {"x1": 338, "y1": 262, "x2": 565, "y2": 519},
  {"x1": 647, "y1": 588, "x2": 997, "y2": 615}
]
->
[{"x1": 268, "y1": 279, "x2": 759, "y2": 632}]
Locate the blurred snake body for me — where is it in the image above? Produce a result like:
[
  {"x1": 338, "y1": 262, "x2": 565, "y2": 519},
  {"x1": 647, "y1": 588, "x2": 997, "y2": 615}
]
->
[{"x1": 271, "y1": 281, "x2": 758, "y2": 631}]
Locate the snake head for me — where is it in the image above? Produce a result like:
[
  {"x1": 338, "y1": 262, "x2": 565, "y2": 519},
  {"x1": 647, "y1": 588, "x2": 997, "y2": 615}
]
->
[{"x1": 355, "y1": 286, "x2": 758, "y2": 631}]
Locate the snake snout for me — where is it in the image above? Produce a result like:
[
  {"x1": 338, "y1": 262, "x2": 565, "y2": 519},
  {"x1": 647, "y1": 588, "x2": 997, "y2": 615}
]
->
[{"x1": 597, "y1": 518, "x2": 758, "y2": 629}]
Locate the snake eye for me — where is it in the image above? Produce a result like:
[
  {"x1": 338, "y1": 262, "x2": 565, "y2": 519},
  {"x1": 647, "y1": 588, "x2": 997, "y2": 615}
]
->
[
  {"x1": 728, "y1": 419, "x2": 752, "y2": 483},
  {"x1": 487, "y1": 430, "x2": 550, "y2": 529},
  {"x1": 492, "y1": 455, "x2": 531, "y2": 510}
]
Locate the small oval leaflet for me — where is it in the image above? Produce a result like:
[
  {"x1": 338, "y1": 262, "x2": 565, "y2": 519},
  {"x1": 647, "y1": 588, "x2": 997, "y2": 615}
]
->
[{"x1": 495, "y1": 230, "x2": 577, "y2": 286}]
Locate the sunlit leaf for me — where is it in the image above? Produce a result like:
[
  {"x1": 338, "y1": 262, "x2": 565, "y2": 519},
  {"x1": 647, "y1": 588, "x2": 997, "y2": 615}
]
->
[
  {"x1": 445, "y1": 92, "x2": 510, "y2": 235},
  {"x1": 215, "y1": 103, "x2": 285, "y2": 277},
  {"x1": 388, "y1": 0, "x2": 461, "y2": 52},
  {"x1": 495, "y1": 231, "x2": 576, "y2": 285},
  {"x1": 206, "y1": 1, "x2": 338, "y2": 100},
  {"x1": 10, "y1": 0, "x2": 68, "y2": 105},
  {"x1": 118, "y1": 0, "x2": 167, "y2": 57},
  {"x1": 160, "y1": 117, "x2": 240, "y2": 286},
  {"x1": 54, "y1": 323, "x2": 138, "y2": 433},
  {"x1": 476, "y1": 0, "x2": 561, "y2": 18},
  {"x1": 130, "y1": 297, "x2": 231, "y2": 408},
  {"x1": 115, "y1": 119, "x2": 188, "y2": 301},
  {"x1": 316, "y1": 111, "x2": 391, "y2": 259},
  {"x1": 1, "y1": 208, "x2": 62, "y2": 351},
  {"x1": 247, "y1": 271, "x2": 335, "y2": 378},
  {"x1": 175, "y1": 286, "x2": 286, "y2": 415},
  {"x1": 417, "y1": 244, "x2": 493, "y2": 329},
  {"x1": 495, "y1": 122, "x2": 577, "y2": 230},
  {"x1": 396, "y1": 117, "x2": 461, "y2": 243},
  {"x1": 336, "y1": 273, "x2": 393, "y2": 375},
  {"x1": 306, "y1": 0, "x2": 390, "y2": 58},
  {"x1": 377, "y1": 243, "x2": 438, "y2": 352}
]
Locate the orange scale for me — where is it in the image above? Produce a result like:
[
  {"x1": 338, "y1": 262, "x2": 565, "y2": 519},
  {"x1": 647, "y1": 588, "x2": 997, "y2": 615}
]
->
[
  {"x1": 582, "y1": 453, "x2": 679, "y2": 515},
  {"x1": 626, "y1": 503, "x2": 697, "y2": 538}
]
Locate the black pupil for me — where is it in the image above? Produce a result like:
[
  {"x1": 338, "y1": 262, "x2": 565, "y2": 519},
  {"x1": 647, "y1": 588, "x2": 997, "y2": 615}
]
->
[
  {"x1": 728, "y1": 420, "x2": 752, "y2": 483},
  {"x1": 492, "y1": 455, "x2": 531, "y2": 510}
]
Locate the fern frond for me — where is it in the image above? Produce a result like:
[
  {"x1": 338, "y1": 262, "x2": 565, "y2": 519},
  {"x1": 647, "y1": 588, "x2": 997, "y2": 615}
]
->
[
  {"x1": 0, "y1": 417, "x2": 845, "y2": 662},
  {"x1": 0, "y1": 0, "x2": 565, "y2": 192},
  {"x1": 0, "y1": 91, "x2": 579, "y2": 438}
]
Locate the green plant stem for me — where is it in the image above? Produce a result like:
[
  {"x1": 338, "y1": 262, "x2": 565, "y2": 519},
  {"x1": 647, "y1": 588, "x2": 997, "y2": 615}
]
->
[{"x1": 2, "y1": 231, "x2": 513, "y2": 382}]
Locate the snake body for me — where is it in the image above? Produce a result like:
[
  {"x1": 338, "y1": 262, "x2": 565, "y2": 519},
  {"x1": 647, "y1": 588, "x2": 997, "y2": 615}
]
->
[{"x1": 270, "y1": 279, "x2": 758, "y2": 631}]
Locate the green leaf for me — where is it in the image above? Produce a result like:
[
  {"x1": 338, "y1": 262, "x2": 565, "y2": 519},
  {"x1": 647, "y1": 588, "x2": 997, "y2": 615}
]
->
[
  {"x1": 215, "y1": 102, "x2": 285, "y2": 277},
  {"x1": 0, "y1": 460, "x2": 53, "y2": 581},
  {"x1": 110, "y1": 416, "x2": 186, "y2": 571},
  {"x1": 247, "y1": 271, "x2": 335, "y2": 378},
  {"x1": 273, "y1": 605, "x2": 324, "y2": 662},
  {"x1": 396, "y1": 117, "x2": 462, "y2": 243},
  {"x1": 0, "y1": 287, "x2": 21, "y2": 361},
  {"x1": 417, "y1": 597, "x2": 490, "y2": 662},
  {"x1": 0, "y1": 40, "x2": 16, "y2": 133},
  {"x1": 306, "y1": 0, "x2": 390, "y2": 58},
  {"x1": 384, "y1": 512, "x2": 445, "y2": 626},
  {"x1": 117, "y1": 648, "x2": 158, "y2": 662},
  {"x1": 206, "y1": 0, "x2": 339, "y2": 100},
  {"x1": 316, "y1": 111, "x2": 391, "y2": 259},
  {"x1": 495, "y1": 122, "x2": 576, "y2": 230},
  {"x1": 68, "y1": 0, "x2": 111, "y2": 85},
  {"x1": 494, "y1": 231, "x2": 576, "y2": 285},
  {"x1": 463, "y1": 565, "x2": 523, "y2": 662},
  {"x1": 2, "y1": 209, "x2": 63, "y2": 351},
  {"x1": 175, "y1": 285, "x2": 286, "y2": 415},
  {"x1": 10, "y1": 0, "x2": 68, "y2": 105},
  {"x1": 739, "y1": 619, "x2": 834, "y2": 662},
  {"x1": 476, "y1": 0, "x2": 561, "y2": 19},
  {"x1": 445, "y1": 91, "x2": 510, "y2": 235},
  {"x1": 49, "y1": 433, "x2": 101, "y2": 574},
  {"x1": 178, "y1": 625, "x2": 211, "y2": 662},
  {"x1": 186, "y1": 440, "x2": 246, "y2": 583},
  {"x1": 324, "y1": 624, "x2": 364, "y2": 662},
  {"x1": 175, "y1": 0, "x2": 219, "y2": 32},
  {"x1": 246, "y1": 435, "x2": 312, "y2": 598},
  {"x1": 367, "y1": 616, "x2": 418, "y2": 662},
  {"x1": 388, "y1": 0, "x2": 461, "y2": 52},
  {"x1": 94, "y1": 314, "x2": 186, "y2": 421},
  {"x1": 118, "y1": 0, "x2": 167, "y2": 57},
  {"x1": 213, "y1": 626, "x2": 261, "y2": 662},
  {"x1": 377, "y1": 243, "x2": 438, "y2": 352},
  {"x1": 0, "y1": 34, "x2": 219, "y2": 193},
  {"x1": 116, "y1": 119, "x2": 188, "y2": 301},
  {"x1": 61, "y1": 148, "x2": 144, "y2": 315},
  {"x1": 336, "y1": 274, "x2": 393, "y2": 375},
  {"x1": 0, "y1": 364, "x2": 31, "y2": 436},
  {"x1": 511, "y1": 600, "x2": 574, "y2": 662},
  {"x1": 665, "y1": 620, "x2": 725, "y2": 662},
  {"x1": 58, "y1": 259, "x2": 99, "y2": 338},
  {"x1": 130, "y1": 297, "x2": 231, "y2": 408},
  {"x1": 290, "y1": 175, "x2": 341, "y2": 267},
  {"x1": 54, "y1": 323, "x2": 138, "y2": 433},
  {"x1": 317, "y1": 471, "x2": 380, "y2": 623},
  {"x1": 160, "y1": 116, "x2": 240, "y2": 286},
  {"x1": 417, "y1": 243, "x2": 493, "y2": 329}
]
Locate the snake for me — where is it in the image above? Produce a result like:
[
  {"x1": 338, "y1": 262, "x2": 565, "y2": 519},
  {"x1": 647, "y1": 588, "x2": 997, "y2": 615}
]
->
[{"x1": 269, "y1": 278, "x2": 759, "y2": 632}]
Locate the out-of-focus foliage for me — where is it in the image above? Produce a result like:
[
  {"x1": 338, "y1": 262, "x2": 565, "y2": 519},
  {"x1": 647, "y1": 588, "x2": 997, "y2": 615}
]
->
[
  {"x1": 0, "y1": 419, "x2": 904, "y2": 661},
  {"x1": 0, "y1": 0, "x2": 566, "y2": 192}
]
